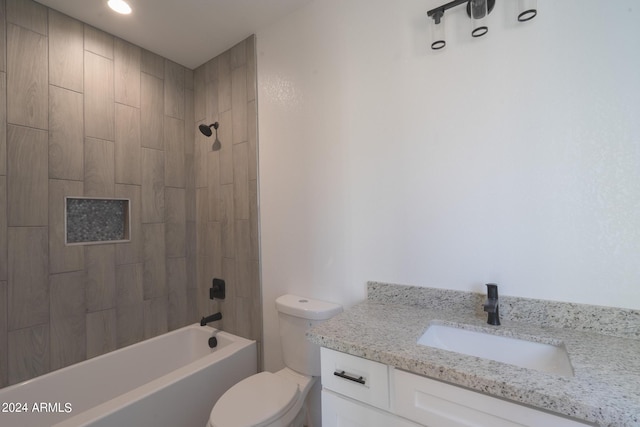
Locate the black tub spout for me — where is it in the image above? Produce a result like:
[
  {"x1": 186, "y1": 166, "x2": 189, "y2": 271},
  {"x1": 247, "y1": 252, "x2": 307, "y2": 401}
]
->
[{"x1": 200, "y1": 312, "x2": 222, "y2": 326}]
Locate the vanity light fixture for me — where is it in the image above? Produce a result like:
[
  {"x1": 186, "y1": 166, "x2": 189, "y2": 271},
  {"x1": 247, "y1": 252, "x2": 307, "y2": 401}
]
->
[
  {"x1": 108, "y1": 0, "x2": 132, "y2": 15},
  {"x1": 427, "y1": 0, "x2": 536, "y2": 50},
  {"x1": 518, "y1": 0, "x2": 537, "y2": 22},
  {"x1": 469, "y1": 0, "x2": 489, "y2": 38},
  {"x1": 430, "y1": 10, "x2": 446, "y2": 50}
]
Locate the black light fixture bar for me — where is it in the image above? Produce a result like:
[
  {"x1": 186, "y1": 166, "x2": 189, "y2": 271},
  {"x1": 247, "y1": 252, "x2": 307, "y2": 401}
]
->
[
  {"x1": 427, "y1": 0, "x2": 467, "y2": 19},
  {"x1": 428, "y1": 0, "x2": 496, "y2": 20}
]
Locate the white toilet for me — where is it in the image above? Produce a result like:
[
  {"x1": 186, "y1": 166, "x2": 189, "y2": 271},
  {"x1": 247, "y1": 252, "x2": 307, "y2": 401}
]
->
[{"x1": 207, "y1": 294, "x2": 342, "y2": 427}]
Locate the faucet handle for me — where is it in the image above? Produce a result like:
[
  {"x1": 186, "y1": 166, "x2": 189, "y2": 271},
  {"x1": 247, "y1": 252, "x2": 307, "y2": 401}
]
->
[
  {"x1": 486, "y1": 283, "x2": 499, "y2": 299},
  {"x1": 484, "y1": 283, "x2": 501, "y2": 325},
  {"x1": 210, "y1": 278, "x2": 226, "y2": 300}
]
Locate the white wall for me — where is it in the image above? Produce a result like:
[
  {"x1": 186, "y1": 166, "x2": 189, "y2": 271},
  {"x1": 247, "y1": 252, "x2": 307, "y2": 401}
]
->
[{"x1": 257, "y1": 0, "x2": 640, "y2": 372}]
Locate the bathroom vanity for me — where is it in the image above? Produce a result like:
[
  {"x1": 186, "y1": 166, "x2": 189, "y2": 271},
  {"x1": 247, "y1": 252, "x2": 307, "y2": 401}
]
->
[
  {"x1": 307, "y1": 282, "x2": 640, "y2": 427},
  {"x1": 320, "y1": 347, "x2": 591, "y2": 426}
]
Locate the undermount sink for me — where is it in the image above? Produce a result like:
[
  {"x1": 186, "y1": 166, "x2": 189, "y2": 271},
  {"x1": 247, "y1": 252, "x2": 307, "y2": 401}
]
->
[{"x1": 418, "y1": 323, "x2": 574, "y2": 377}]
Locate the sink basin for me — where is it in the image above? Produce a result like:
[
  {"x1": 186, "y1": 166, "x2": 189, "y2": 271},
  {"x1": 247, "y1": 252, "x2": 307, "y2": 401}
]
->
[{"x1": 418, "y1": 323, "x2": 574, "y2": 376}]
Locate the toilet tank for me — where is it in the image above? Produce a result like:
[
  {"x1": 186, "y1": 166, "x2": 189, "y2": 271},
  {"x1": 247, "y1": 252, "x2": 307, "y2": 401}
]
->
[{"x1": 276, "y1": 295, "x2": 342, "y2": 376}]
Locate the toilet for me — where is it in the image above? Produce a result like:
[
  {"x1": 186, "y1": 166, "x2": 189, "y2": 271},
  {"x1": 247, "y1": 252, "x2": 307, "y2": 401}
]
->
[{"x1": 207, "y1": 294, "x2": 342, "y2": 427}]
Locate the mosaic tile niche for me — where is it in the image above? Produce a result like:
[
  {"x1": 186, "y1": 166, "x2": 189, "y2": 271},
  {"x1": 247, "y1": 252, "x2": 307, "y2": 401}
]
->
[{"x1": 65, "y1": 197, "x2": 131, "y2": 245}]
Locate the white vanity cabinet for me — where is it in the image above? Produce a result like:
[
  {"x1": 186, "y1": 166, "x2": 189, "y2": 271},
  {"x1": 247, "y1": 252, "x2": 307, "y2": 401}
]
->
[{"x1": 320, "y1": 348, "x2": 595, "y2": 427}]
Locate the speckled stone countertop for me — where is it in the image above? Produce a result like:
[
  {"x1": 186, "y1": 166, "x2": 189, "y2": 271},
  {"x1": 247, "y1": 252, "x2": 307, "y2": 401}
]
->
[{"x1": 307, "y1": 282, "x2": 640, "y2": 427}]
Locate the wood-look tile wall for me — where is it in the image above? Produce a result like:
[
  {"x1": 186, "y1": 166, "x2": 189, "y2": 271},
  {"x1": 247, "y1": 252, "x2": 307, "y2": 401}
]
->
[
  {"x1": 0, "y1": 0, "x2": 254, "y2": 387},
  {"x1": 193, "y1": 35, "x2": 262, "y2": 368}
]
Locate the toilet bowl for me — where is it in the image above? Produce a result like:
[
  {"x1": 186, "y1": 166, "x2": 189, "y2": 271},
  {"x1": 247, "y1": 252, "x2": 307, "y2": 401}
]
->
[
  {"x1": 207, "y1": 368, "x2": 314, "y2": 427},
  {"x1": 207, "y1": 295, "x2": 342, "y2": 427}
]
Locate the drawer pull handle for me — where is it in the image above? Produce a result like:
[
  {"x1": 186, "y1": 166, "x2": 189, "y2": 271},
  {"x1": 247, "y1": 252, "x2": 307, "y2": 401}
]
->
[{"x1": 334, "y1": 370, "x2": 366, "y2": 385}]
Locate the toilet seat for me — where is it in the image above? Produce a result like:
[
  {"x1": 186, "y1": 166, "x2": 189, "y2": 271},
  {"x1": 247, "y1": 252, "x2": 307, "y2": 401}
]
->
[{"x1": 209, "y1": 372, "x2": 300, "y2": 427}]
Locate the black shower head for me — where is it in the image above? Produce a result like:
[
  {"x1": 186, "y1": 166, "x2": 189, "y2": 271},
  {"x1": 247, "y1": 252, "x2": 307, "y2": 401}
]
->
[
  {"x1": 199, "y1": 122, "x2": 219, "y2": 137},
  {"x1": 199, "y1": 124, "x2": 212, "y2": 137}
]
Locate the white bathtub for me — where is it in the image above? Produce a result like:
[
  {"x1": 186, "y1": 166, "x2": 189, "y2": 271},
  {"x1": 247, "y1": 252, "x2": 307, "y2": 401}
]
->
[{"x1": 0, "y1": 324, "x2": 257, "y2": 427}]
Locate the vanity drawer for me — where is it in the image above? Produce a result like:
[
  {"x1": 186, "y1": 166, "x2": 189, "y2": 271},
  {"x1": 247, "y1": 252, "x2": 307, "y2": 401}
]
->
[{"x1": 321, "y1": 347, "x2": 390, "y2": 410}]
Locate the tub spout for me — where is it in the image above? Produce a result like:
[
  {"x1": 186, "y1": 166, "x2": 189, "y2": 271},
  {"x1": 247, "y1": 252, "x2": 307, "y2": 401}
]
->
[{"x1": 200, "y1": 312, "x2": 222, "y2": 326}]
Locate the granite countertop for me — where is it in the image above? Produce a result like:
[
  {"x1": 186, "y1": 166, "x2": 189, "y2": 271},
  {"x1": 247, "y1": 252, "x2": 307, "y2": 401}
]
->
[{"x1": 307, "y1": 283, "x2": 640, "y2": 427}]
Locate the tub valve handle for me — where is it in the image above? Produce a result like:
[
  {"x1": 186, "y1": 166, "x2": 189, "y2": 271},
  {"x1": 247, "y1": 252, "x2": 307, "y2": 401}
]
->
[{"x1": 210, "y1": 278, "x2": 225, "y2": 300}]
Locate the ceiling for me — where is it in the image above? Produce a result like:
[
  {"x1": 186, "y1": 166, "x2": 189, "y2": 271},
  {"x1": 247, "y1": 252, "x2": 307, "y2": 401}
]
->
[{"x1": 36, "y1": 0, "x2": 311, "y2": 69}]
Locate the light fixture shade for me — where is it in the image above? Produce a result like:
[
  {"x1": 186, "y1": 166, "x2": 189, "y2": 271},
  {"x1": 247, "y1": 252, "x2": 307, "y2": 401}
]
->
[
  {"x1": 108, "y1": 0, "x2": 132, "y2": 15},
  {"x1": 431, "y1": 12, "x2": 446, "y2": 50},
  {"x1": 518, "y1": 0, "x2": 537, "y2": 22},
  {"x1": 470, "y1": 0, "x2": 488, "y2": 37}
]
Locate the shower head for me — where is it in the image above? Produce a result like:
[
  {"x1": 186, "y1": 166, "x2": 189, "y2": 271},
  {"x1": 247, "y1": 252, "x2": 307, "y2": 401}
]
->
[
  {"x1": 199, "y1": 122, "x2": 222, "y2": 151},
  {"x1": 199, "y1": 124, "x2": 212, "y2": 137},
  {"x1": 199, "y1": 122, "x2": 219, "y2": 137}
]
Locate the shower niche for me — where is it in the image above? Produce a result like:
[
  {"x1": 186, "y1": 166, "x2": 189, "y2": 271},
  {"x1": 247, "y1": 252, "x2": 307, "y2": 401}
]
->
[{"x1": 65, "y1": 197, "x2": 131, "y2": 245}]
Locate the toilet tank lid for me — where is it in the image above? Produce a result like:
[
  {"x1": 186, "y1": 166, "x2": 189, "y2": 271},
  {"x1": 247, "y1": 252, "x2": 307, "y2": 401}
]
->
[{"x1": 276, "y1": 295, "x2": 342, "y2": 320}]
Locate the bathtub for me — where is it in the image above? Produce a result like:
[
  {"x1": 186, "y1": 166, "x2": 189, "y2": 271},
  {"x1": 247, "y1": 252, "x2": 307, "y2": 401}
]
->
[{"x1": 0, "y1": 324, "x2": 257, "y2": 427}]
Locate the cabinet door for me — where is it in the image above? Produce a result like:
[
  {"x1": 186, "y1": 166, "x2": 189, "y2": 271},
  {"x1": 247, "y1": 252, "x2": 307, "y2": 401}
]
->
[
  {"x1": 393, "y1": 370, "x2": 594, "y2": 427},
  {"x1": 323, "y1": 390, "x2": 420, "y2": 427}
]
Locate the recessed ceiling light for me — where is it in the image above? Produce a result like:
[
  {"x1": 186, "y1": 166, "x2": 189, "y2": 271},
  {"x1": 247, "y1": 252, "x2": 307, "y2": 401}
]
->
[{"x1": 108, "y1": 0, "x2": 132, "y2": 15}]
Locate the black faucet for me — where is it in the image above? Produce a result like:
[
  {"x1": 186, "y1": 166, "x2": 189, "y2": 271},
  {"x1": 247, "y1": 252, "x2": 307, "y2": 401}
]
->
[
  {"x1": 483, "y1": 283, "x2": 500, "y2": 325},
  {"x1": 200, "y1": 312, "x2": 222, "y2": 326}
]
